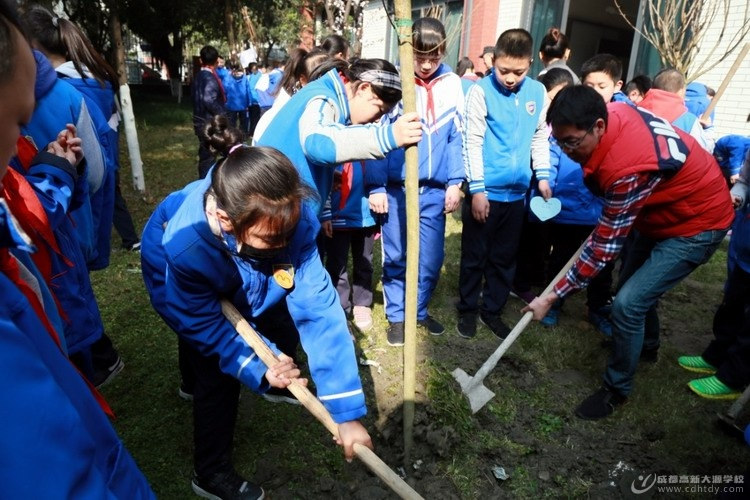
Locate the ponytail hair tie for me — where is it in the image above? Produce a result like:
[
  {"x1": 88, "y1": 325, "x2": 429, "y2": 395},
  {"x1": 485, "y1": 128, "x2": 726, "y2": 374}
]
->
[
  {"x1": 51, "y1": 16, "x2": 59, "y2": 28},
  {"x1": 228, "y1": 143, "x2": 244, "y2": 155}
]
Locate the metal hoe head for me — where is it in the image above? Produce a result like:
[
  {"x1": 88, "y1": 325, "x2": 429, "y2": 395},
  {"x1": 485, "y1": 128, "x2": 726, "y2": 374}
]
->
[{"x1": 452, "y1": 368, "x2": 496, "y2": 414}]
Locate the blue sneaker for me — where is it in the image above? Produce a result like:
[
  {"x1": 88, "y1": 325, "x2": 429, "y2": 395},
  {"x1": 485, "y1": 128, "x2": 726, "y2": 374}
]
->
[
  {"x1": 588, "y1": 308, "x2": 613, "y2": 336},
  {"x1": 540, "y1": 307, "x2": 559, "y2": 327}
]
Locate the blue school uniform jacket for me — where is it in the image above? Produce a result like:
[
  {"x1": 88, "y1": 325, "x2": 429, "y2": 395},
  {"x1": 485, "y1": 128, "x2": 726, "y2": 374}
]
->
[
  {"x1": 56, "y1": 62, "x2": 118, "y2": 270},
  {"x1": 714, "y1": 135, "x2": 750, "y2": 177},
  {"x1": 223, "y1": 73, "x2": 252, "y2": 111},
  {"x1": 330, "y1": 162, "x2": 376, "y2": 229},
  {"x1": 463, "y1": 73, "x2": 549, "y2": 202},
  {"x1": 141, "y1": 175, "x2": 367, "y2": 423},
  {"x1": 544, "y1": 142, "x2": 603, "y2": 225},
  {"x1": 0, "y1": 203, "x2": 154, "y2": 500},
  {"x1": 256, "y1": 69, "x2": 400, "y2": 218},
  {"x1": 22, "y1": 51, "x2": 103, "y2": 265},
  {"x1": 366, "y1": 63, "x2": 464, "y2": 192},
  {"x1": 9, "y1": 148, "x2": 105, "y2": 356}
]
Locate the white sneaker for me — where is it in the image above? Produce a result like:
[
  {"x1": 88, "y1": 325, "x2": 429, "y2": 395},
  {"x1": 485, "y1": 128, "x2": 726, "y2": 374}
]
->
[{"x1": 352, "y1": 306, "x2": 373, "y2": 332}]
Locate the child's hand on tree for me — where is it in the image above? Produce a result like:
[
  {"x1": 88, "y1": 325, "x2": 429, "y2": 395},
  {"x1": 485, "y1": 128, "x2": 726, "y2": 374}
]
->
[{"x1": 393, "y1": 112, "x2": 422, "y2": 147}]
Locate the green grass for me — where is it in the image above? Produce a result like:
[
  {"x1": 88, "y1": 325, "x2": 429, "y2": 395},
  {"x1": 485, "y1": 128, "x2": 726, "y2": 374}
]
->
[{"x1": 96, "y1": 87, "x2": 750, "y2": 499}]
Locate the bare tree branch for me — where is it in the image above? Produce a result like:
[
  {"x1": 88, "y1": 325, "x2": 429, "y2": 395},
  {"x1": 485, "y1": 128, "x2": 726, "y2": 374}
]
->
[{"x1": 615, "y1": 0, "x2": 750, "y2": 81}]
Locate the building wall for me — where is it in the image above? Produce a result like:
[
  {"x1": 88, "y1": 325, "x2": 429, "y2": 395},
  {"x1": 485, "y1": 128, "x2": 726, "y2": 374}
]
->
[
  {"x1": 691, "y1": 0, "x2": 750, "y2": 137},
  {"x1": 462, "y1": 0, "x2": 502, "y2": 71}
]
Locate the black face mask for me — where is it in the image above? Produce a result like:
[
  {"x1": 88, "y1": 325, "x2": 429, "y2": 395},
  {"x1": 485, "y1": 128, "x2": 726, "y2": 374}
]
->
[{"x1": 238, "y1": 243, "x2": 283, "y2": 261}]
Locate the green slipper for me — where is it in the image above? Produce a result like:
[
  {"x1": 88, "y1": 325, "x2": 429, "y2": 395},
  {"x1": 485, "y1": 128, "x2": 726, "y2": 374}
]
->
[
  {"x1": 678, "y1": 355, "x2": 716, "y2": 374},
  {"x1": 688, "y1": 376, "x2": 740, "y2": 400}
]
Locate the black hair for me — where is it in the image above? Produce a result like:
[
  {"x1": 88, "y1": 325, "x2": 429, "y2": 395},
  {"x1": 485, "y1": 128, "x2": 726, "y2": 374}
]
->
[
  {"x1": 211, "y1": 146, "x2": 316, "y2": 246},
  {"x1": 345, "y1": 58, "x2": 402, "y2": 107},
  {"x1": 20, "y1": 5, "x2": 117, "y2": 88},
  {"x1": 547, "y1": 85, "x2": 608, "y2": 130},
  {"x1": 495, "y1": 29, "x2": 533, "y2": 59},
  {"x1": 0, "y1": 0, "x2": 25, "y2": 86},
  {"x1": 200, "y1": 115, "x2": 244, "y2": 156},
  {"x1": 413, "y1": 17, "x2": 446, "y2": 56},
  {"x1": 200, "y1": 45, "x2": 219, "y2": 65},
  {"x1": 652, "y1": 68, "x2": 685, "y2": 94},
  {"x1": 539, "y1": 67, "x2": 574, "y2": 92},
  {"x1": 276, "y1": 47, "x2": 308, "y2": 96},
  {"x1": 581, "y1": 53, "x2": 622, "y2": 81},
  {"x1": 320, "y1": 34, "x2": 349, "y2": 58},
  {"x1": 303, "y1": 47, "x2": 330, "y2": 80},
  {"x1": 624, "y1": 74, "x2": 651, "y2": 95},
  {"x1": 538, "y1": 27, "x2": 570, "y2": 60},
  {"x1": 246, "y1": 62, "x2": 258, "y2": 73},
  {"x1": 456, "y1": 56, "x2": 474, "y2": 77},
  {"x1": 308, "y1": 57, "x2": 348, "y2": 82}
]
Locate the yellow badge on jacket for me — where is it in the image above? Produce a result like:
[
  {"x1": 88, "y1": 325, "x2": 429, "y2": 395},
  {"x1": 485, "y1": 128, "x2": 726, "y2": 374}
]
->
[{"x1": 273, "y1": 264, "x2": 295, "y2": 289}]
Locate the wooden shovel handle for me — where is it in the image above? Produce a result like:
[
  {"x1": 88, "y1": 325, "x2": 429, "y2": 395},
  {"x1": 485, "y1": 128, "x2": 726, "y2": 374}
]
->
[{"x1": 220, "y1": 300, "x2": 424, "y2": 500}]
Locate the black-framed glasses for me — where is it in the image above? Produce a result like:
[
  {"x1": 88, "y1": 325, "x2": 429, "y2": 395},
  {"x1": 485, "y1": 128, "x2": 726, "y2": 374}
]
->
[{"x1": 555, "y1": 122, "x2": 596, "y2": 150}]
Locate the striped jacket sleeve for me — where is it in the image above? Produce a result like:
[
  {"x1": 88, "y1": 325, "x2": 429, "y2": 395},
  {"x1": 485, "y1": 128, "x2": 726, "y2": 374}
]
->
[
  {"x1": 463, "y1": 84, "x2": 488, "y2": 194},
  {"x1": 299, "y1": 96, "x2": 398, "y2": 165}
]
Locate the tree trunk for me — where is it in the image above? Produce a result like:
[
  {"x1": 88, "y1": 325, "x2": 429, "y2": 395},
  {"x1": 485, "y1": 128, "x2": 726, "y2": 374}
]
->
[
  {"x1": 393, "y1": 0, "x2": 418, "y2": 468},
  {"x1": 225, "y1": 0, "x2": 237, "y2": 55},
  {"x1": 110, "y1": 5, "x2": 146, "y2": 194}
]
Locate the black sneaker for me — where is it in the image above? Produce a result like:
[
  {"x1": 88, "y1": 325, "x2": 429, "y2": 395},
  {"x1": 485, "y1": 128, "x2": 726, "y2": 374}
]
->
[
  {"x1": 92, "y1": 356, "x2": 124, "y2": 388},
  {"x1": 418, "y1": 315, "x2": 445, "y2": 336},
  {"x1": 262, "y1": 387, "x2": 301, "y2": 406},
  {"x1": 479, "y1": 313, "x2": 511, "y2": 339},
  {"x1": 640, "y1": 346, "x2": 659, "y2": 363},
  {"x1": 178, "y1": 383, "x2": 194, "y2": 402},
  {"x1": 457, "y1": 313, "x2": 477, "y2": 339},
  {"x1": 192, "y1": 469, "x2": 264, "y2": 500},
  {"x1": 574, "y1": 386, "x2": 627, "y2": 420},
  {"x1": 387, "y1": 321, "x2": 404, "y2": 347}
]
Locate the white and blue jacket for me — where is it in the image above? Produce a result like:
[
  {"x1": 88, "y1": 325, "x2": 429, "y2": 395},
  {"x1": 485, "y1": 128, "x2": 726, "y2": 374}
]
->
[
  {"x1": 366, "y1": 63, "x2": 464, "y2": 193},
  {"x1": 141, "y1": 175, "x2": 367, "y2": 423},
  {"x1": 256, "y1": 69, "x2": 400, "y2": 219},
  {"x1": 463, "y1": 73, "x2": 550, "y2": 202}
]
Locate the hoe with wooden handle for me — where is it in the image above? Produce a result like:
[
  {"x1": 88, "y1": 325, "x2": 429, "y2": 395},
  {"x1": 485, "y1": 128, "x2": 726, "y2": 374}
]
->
[
  {"x1": 453, "y1": 240, "x2": 586, "y2": 414},
  {"x1": 220, "y1": 300, "x2": 424, "y2": 500}
]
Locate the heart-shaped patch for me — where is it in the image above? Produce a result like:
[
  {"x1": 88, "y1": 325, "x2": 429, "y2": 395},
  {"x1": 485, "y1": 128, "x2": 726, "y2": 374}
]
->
[{"x1": 529, "y1": 196, "x2": 561, "y2": 222}]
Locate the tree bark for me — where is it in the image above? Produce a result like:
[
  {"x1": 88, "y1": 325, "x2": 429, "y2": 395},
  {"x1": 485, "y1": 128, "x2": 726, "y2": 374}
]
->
[
  {"x1": 393, "y1": 0, "x2": 418, "y2": 469},
  {"x1": 110, "y1": 5, "x2": 146, "y2": 193},
  {"x1": 225, "y1": 0, "x2": 237, "y2": 55}
]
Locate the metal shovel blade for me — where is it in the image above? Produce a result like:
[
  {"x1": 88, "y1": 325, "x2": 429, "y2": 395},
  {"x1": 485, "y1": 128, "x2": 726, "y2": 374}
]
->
[{"x1": 453, "y1": 368, "x2": 496, "y2": 414}]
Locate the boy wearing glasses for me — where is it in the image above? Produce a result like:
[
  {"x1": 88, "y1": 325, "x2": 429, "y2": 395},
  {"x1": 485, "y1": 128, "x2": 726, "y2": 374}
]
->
[
  {"x1": 456, "y1": 28, "x2": 550, "y2": 339},
  {"x1": 367, "y1": 17, "x2": 464, "y2": 346},
  {"x1": 524, "y1": 86, "x2": 733, "y2": 420}
]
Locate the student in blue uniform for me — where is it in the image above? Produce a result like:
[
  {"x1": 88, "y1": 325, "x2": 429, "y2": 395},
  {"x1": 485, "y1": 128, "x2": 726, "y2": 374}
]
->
[
  {"x1": 457, "y1": 29, "x2": 551, "y2": 339},
  {"x1": 326, "y1": 160, "x2": 377, "y2": 332},
  {"x1": 367, "y1": 17, "x2": 464, "y2": 345},
  {"x1": 0, "y1": 3, "x2": 153, "y2": 496},
  {"x1": 581, "y1": 54, "x2": 634, "y2": 105},
  {"x1": 141, "y1": 143, "x2": 373, "y2": 500},
  {"x1": 255, "y1": 58, "x2": 422, "y2": 222}
]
